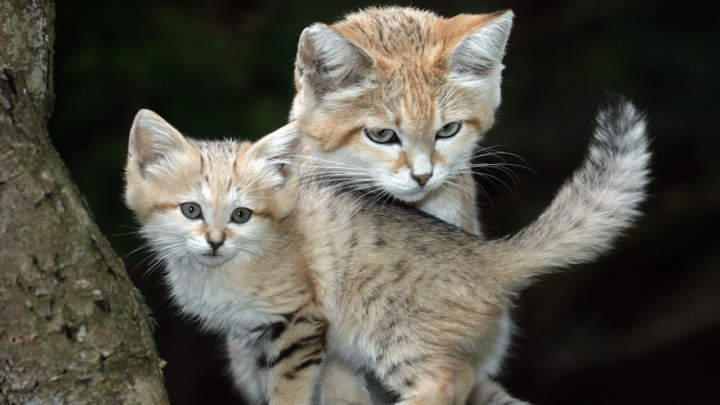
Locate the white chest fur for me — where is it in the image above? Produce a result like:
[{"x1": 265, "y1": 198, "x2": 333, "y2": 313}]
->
[{"x1": 165, "y1": 259, "x2": 273, "y2": 335}]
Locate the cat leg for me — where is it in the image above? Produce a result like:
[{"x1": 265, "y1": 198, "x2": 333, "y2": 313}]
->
[
  {"x1": 319, "y1": 357, "x2": 373, "y2": 405},
  {"x1": 226, "y1": 335, "x2": 268, "y2": 405},
  {"x1": 384, "y1": 358, "x2": 476, "y2": 405},
  {"x1": 260, "y1": 315, "x2": 329, "y2": 405},
  {"x1": 467, "y1": 380, "x2": 532, "y2": 405},
  {"x1": 265, "y1": 355, "x2": 323, "y2": 405}
]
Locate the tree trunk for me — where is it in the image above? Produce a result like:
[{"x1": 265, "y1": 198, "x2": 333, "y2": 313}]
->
[{"x1": 0, "y1": 1, "x2": 169, "y2": 403}]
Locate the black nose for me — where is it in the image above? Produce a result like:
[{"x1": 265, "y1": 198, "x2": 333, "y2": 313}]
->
[
  {"x1": 208, "y1": 240, "x2": 224, "y2": 252},
  {"x1": 411, "y1": 172, "x2": 433, "y2": 186}
]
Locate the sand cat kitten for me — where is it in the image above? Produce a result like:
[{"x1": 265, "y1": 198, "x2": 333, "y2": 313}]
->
[
  {"x1": 291, "y1": 6, "x2": 514, "y2": 234},
  {"x1": 125, "y1": 101, "x2": 649, "y2": 405},
  {"x1": 230, "y1": 7, "x2": 516, "y2": 403}
]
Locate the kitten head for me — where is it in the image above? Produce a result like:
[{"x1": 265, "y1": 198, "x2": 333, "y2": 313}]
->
[
  {"x1": 125, "y1": 110, "x2": 302, "y2": 269},
  {"x1": 291, "y1": 6, "x2": 513, "y2": 202}
]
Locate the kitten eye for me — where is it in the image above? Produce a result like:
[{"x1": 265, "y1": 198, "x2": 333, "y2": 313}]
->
[
  {"x1": 181, "y1": 203, "x2": 202, "y2": 219},
  {"x1": 365, "y1": 128, "x2": 399, "y2": 144},
  {"x1": 436, "y1": 122, "x2": 461, "y2": 138},
  {"x1": 231, "y1": 207, "x2": 253, "y2": 224}
]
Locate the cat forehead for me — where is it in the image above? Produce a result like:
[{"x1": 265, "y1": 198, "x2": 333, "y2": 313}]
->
[
  {"x1": 186, "y1": 139, "x2": 261, "y2": 188},
  {"x1": 194, "y1": 139, "x2": 248, "y2": 164},
  {"x1": 333, "y1": 7, "x2": 500, "y2": 63},
  {"x1": 359, "y1": 82, "x2": 477, "y2": 127},
  {"x1": 333, "y1": 7, "x2": 439, "y2": 57}
]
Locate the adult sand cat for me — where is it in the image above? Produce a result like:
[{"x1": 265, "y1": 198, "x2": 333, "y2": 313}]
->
[
  {"x1": 229, "y1": 7, "x2": 518, "y2": 403},
  {"x1": 125, "y1": 100, "x2": 650, "y2": 405}
]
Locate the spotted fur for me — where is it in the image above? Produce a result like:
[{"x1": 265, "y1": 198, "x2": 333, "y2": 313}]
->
[{"x1": 125, "y1": 99, "x2": 650, "y2": 405}]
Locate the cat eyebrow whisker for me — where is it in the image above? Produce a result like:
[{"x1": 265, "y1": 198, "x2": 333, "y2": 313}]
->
[{"x1": 438, "y1": 84, "x2": 472, "y2": 109}]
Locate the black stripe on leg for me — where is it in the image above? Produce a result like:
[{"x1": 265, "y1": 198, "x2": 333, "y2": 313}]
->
[
  {"x1": 256, "y1": 353, "x2": 270, "y2": 368},
  {"x1": 269, "y1": 322, "x2": 287, "y2": 341},
  {"x1": 261, "y1": 334, "x2": 323, "y2": 368},
  {"x1": 281, "y1": 311, "x2": 298, "y2": 322},
  {"x1": 293, "y1": 357, "x2": 323, "y2": 373},
  {"x1": 268, "y1": 342, "x2": 305, "y2": 368}
]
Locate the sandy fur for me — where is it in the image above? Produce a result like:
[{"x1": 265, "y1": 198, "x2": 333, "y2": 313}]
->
[{"x1": 126, "y1": 98, "x2": 649, "y2": 405}]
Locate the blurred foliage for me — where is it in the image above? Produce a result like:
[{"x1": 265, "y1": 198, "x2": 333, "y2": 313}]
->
[{"x1": 49, "y1": 1, "x2": 720, "y2": 404}]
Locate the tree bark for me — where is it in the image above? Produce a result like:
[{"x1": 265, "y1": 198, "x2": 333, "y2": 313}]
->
[{"x1": 0, "y1": 1, "x2": 169, "y2": 403}]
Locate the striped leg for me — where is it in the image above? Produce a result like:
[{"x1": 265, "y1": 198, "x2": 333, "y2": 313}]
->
[{"x1": 256, "y1": 314, "x2": 328, "y2": 405}]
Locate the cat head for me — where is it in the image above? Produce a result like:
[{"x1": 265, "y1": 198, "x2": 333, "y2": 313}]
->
[
  {"x1": 125, "y1": 110, "x2": 302, "y2": 269},
  {"x1": 291, "y1": 6, "x2": 513, "y2": 202}
]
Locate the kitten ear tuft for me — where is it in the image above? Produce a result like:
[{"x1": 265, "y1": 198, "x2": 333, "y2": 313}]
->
[
  {"x1": 296, "y1": 23, "x2": 376, "y2": 97},
  {"x1": 249, "y1": 122, "x2": 304, "y2": 186},
  {"x1": 446, "y1": 10, "x2": 513, "y2": 96},
  {"x1": 128, "y1": 109, "x2": 190, "y2": 175}
]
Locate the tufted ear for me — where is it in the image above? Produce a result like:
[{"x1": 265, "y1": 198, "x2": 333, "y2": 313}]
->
[
  {"x1": 295, "y1": 23, "x2": 377, "y2": 98},
  {"x1": 248, "y1": 121, "x2": 304, "y2": 188},
  {"x1": 445, "y1": 10, "x2": 513, "y2": 107},
  {"x1": 128, "y1": 109, "x2": 190, "y2": 176}
]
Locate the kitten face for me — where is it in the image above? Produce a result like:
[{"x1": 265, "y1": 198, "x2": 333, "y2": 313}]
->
[
  {"x1": 301, "y1": 92, "x2": 485, "y2": 202},
  {"x1": 125, "y1": 110, "x2": 300, "y2": 270},
  {"x1": 139, "y1": 168, "x2": 269, "y2": 269},
  {"x1": 292, "y1": 7, "x2": 513, "y2": 202}
]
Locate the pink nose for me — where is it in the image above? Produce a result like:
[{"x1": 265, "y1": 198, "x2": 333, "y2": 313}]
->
[{"x1": 411, "y1": 172, "x2": 433, "y2": 186}]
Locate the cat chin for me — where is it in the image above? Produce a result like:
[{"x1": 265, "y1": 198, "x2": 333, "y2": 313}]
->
[
  {"x1": 194, "y1": 253, "x2": 232, "y2": 267},
  {"x1": 384, "y1": 182, "x2": 442, "y2": 202}
]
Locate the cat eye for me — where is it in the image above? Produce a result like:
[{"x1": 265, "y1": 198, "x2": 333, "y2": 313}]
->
[
  {"x1": 231, "y1": 207, "x2": 253, "y2": 224},
  {"x1": 365, "y1": 128, "x2": 399, "y2": 144},
  {"x1": 436, "y1": 122, "x2": 461, "y2": 138},
  {"x1": 181, "y1": 203, "x2": 202, "y2": 219}
]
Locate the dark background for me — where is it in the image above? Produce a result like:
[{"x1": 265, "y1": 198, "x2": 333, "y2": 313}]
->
[{"x1": 50, "y1": 0, "x2": 720, "y2": 404}]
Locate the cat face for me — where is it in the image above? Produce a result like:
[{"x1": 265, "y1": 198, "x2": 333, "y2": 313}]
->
[
  {"x1": 291, "y1": 7, "x2": 513, "y2": 202},
  {"x1": 125, "y1": 110, "x2": 301, "y2": 269}
]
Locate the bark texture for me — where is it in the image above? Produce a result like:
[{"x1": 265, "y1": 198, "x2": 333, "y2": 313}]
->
[{"x1": 0, "y1": 1, "x2": 169, "y2": 403}]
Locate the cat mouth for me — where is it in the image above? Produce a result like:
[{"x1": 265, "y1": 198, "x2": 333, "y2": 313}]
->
[
  {"x1": 199, "y1": 252, "x2": 226, "y2": 264},
  {"x1": 379, "y1": 180, "x2": 439, "y2": 202}
]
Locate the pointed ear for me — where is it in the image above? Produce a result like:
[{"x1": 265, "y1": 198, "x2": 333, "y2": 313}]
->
[
  {"x1": 248, "y1": 122, "x2": 303, "y2": 188},
  {"x1": 128, "y1": 109, "x2": 190, "y2": 175},
  {"x1": 446, "y1": 10, "x2": 513, "y2": 88},
  {"x1": 296, "y1": 23, "x2": 377, "y2": 98}
]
